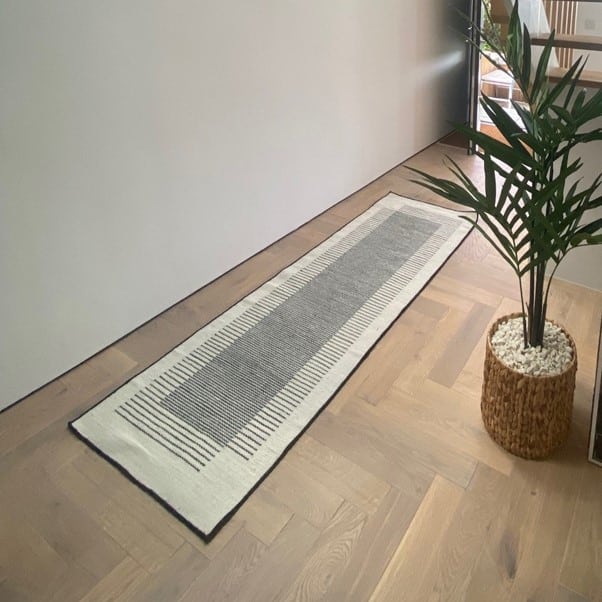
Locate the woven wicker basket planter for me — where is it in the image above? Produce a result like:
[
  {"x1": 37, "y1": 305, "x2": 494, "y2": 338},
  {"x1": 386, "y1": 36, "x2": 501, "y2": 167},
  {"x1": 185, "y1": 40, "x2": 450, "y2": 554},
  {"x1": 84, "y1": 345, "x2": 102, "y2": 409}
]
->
[{"x1": 481, "y1": 313, "x2": 578, "y2": 459}]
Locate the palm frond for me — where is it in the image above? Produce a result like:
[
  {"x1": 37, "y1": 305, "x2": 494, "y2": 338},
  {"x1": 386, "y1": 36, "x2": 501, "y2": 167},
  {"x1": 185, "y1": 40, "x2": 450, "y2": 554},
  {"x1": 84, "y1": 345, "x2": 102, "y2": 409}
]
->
[{"x1": 409, "y1": 0, "x2": 602, "y2": 347}]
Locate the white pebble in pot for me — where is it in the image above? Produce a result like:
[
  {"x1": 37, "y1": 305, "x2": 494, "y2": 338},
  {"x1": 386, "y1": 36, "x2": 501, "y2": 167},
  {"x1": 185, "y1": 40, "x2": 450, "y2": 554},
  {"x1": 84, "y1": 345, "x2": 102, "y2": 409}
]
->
[{"x1": 491, "y1": 317, "x2": 573, "y2": 376}]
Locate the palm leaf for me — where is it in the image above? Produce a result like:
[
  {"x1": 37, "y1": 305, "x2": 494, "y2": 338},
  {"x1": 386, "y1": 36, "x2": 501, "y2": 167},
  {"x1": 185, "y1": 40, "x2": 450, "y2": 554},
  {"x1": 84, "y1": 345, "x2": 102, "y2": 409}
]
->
[{"x1": 409, "y1": 0, "x2": 602, "y2": 347}]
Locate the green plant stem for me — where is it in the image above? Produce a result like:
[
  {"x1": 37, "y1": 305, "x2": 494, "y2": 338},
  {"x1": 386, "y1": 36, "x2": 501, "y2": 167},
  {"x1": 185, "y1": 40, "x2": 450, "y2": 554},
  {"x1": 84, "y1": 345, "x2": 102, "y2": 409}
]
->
[
  {"x1": 528, "y1": 260, "x2": 535, "y2": 344},
  {"x1": 518, "y1": 274, "x2": 528, "y2": 348},
  {"x1": 531, "y1": 263, "x2": 547, "y2": 346}
]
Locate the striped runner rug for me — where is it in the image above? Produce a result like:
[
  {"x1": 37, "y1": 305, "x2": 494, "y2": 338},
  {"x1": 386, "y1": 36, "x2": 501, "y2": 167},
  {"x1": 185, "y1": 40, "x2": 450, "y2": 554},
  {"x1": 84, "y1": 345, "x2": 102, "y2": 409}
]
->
[{"x1": 70, "y1": 193, "x2": 471, "y2": 540}]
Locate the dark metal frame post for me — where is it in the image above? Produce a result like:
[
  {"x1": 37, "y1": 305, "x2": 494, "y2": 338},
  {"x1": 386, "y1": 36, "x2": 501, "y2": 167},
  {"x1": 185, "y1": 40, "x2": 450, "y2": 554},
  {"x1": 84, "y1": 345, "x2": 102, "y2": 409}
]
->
[{"x1": 466, "y1": 0, "x2": 483, "y2": 154}]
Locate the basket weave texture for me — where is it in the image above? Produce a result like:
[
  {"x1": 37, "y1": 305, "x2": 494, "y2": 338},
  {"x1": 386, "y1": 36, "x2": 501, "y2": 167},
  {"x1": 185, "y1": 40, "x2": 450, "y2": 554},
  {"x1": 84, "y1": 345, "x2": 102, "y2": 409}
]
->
[{"x1": 481, "y1": 313, "x2": 577, "y2": 459}]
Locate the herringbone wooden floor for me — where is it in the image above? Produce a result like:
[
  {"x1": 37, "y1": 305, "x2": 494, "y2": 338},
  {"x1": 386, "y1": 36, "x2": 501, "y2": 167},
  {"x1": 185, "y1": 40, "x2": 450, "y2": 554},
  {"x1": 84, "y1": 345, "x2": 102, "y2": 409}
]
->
[{"x1": 1, "y1": 144, "x2": 601, "y2": 602}]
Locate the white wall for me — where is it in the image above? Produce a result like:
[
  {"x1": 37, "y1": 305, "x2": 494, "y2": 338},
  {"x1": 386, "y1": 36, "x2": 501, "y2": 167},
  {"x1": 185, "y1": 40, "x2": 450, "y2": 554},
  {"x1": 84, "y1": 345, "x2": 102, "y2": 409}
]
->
[
  {"x1": 554, "y1": 96, "x2": 602, "y2": 291},
  {"x1": 554, "y1": 5, "x2": 602, "y2": 289},
  {"x1": 506, "y1": 0, "x2": 552, "y2": 35},
  {"x1": 0, "y1": 1, "x2": 469, "y2": 410},
  {"x1": 574, "y1": 2, "x2": 602, "y2": 71}
]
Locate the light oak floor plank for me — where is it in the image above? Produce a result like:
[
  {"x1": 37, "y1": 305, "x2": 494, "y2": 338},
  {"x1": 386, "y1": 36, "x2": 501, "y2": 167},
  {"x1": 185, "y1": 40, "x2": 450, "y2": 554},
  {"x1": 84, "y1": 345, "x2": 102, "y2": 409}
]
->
[
  {"x1": 308, "y1": 407, "x2": 436, "y2": 499},
  {"x1": 279, "y1": 501, "x2": 368, "y2": 602},
  {"x1": 283, "y1": 435, "x2": 392, "y2": 515},
  {"x1": 559, "y1": 460, "x2": 602, "y2": 601},
  {"x1": 339, "y1": 397, "x2": 478, "y2": 489},
  {"x1": 177, "y1": 529, "x2": 266, "y2": 602},
  {"x1": 326, "y1": 487, "x2": 421, "y2": 602},
  {"x1": 368, "y1": 475, "x2": 465, "y2": 602},
  {"x1": 380, "y1": 385, "x2": 515, "y2": 476},
  {"x1": 555, "y1": 585, "x2": 593, "y2": 602},
  {"x1": 232, "y1": 487, "x2": 293, "y2": 546},
  {"x1": 429, "y1": 302, "x2": 497, "y2": 388},
  {"x1": 79, "y1": 557, "x2": 149, "y2": 602},
  {"x1": 232, "y1": 516, "x2": 321, "y2": 602},
  {"x1": 411, "y1": 463, "x2": 514, "y2": 602},
  {"x1": 126, "y1": 543, "x2": 208, "y2": 602}
]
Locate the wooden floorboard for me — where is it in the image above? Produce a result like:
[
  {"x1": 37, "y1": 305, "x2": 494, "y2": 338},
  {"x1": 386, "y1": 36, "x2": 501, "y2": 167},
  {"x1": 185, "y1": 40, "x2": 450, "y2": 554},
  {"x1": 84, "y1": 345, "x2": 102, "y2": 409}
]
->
[{"x1": 1, "y1": 143, "x2": 601, "y2": 601}]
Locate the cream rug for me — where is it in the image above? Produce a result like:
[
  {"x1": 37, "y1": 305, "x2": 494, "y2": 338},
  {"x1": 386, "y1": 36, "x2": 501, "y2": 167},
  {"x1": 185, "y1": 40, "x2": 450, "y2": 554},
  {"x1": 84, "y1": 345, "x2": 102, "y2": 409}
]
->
[{"x1": 70, "y1": 193, "x2": 471, "y2": 539}]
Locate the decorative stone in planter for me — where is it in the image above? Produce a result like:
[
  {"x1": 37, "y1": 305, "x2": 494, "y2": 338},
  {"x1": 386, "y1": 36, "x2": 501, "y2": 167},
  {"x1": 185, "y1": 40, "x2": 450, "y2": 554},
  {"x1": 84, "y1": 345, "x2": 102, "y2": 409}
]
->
[{"x1": 481, "y1": 313, "x2": 578, "y2": 459}]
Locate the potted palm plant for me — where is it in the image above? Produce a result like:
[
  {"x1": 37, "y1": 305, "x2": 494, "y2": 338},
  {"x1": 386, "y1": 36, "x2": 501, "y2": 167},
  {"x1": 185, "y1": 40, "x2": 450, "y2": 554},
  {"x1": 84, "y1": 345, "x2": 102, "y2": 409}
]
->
[{"x1": 410, "y1": 1, "x2": 602, "y2": 459}]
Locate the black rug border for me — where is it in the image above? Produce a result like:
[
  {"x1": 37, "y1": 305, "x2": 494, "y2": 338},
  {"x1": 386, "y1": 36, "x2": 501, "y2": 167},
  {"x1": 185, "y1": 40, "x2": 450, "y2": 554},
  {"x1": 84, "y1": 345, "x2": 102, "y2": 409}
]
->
[{"x1": 68, "y1": 191, "x2": 474, "y2": 542}]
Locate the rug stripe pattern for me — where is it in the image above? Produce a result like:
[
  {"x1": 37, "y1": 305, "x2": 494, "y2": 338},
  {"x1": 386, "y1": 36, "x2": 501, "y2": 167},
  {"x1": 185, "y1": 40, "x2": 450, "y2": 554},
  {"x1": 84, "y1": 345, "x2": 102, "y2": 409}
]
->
[{"x1": 70, "y1": 194, "x2": 471, "y2": 539}]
